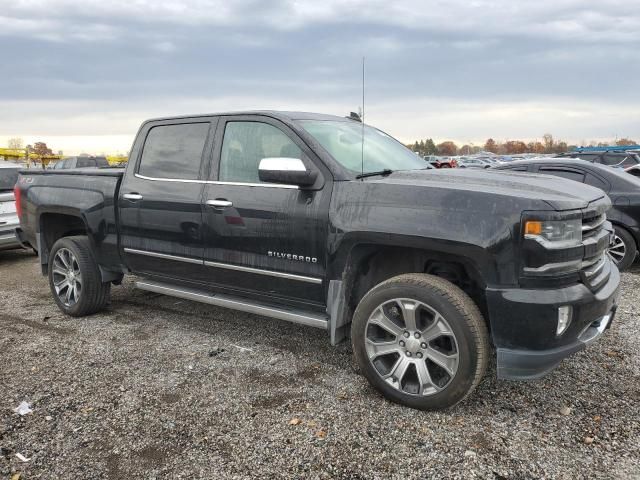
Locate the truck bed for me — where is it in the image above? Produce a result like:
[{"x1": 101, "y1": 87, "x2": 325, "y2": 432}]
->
[{"x1": 17, "y1": 167, "x2": 125, "y2": 275}]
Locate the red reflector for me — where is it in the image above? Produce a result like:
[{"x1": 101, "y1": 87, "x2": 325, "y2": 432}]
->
[
  {"x1": 224, "y1": 215, "x2": 244, "y2": 225},
  {"x1": 14, "y1": 185, "x2": 22, "y2": 218}
]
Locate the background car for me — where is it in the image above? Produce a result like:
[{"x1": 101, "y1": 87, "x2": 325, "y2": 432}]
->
[
  {"x1": 494, "y1": 158, "x2": 640, "y2": 270},
  {"x1": 457, "y1": 157, "x2": 490, "y2": 169},
  {"x1": 0, "y1": 162, "x2": 23, "y2": 251},
  {"x1": 557, "y1": 150, "x2": 640, "y2": 169},
  {"x1": 426, "y1": 156, "x2": 458, "y2": 168},
  {"x1": 51, "y1": 155, "x2": 109, "y2": 169}
]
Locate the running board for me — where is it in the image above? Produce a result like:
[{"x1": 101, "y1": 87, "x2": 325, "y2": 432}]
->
[{"x1": 135, "y1": 280, "x2": 329, "y2": 330}]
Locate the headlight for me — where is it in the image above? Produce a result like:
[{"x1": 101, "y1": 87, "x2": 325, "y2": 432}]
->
[{"x1": 524, "y1": 219, "x2": 582, "y2": 248}]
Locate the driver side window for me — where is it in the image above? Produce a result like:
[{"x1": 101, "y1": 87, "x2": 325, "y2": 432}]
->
[{"x1": 219, "y1": 121, "x2": 302, "y2": 183}]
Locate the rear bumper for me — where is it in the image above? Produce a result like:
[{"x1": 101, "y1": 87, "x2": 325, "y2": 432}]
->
[
  {"x1": 487, "y1": 261, "x2": 620, "y2": 380},
  {"x1": 0, "y1": 224, "x2": 22, "y2": 250}
]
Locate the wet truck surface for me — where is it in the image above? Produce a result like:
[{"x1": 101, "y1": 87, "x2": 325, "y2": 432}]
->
[{"x1": 15, "y1": 111, "x2": 620, "y2": 410}]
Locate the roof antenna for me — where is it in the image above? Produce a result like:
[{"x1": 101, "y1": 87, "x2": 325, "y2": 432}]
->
[{"x1": 361, "y1": 56, "x2": 365, "y2": 180}]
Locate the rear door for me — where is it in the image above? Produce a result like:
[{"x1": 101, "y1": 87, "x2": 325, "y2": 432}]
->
[
  {"x1": 119, "y1": 117, "x2": 216, "y2": 284},
  {"x1": 201, "y1": 115, "x2": 331, "y2": 308}
]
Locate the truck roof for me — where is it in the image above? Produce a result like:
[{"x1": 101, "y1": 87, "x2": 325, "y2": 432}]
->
[{"x1": 142, "y1": 110, "x2": 353, "y2": 124}]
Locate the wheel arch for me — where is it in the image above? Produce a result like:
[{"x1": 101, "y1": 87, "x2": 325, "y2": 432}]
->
[
  {"x1": 610, "y1": 220, "x2": 639, "y2": 249},
  {"x1": 38, "y1": 211, "x2": 89, "y2": 274},
  {"x1": 328, "y1": 239, "x2": 491, "y2": 344}
]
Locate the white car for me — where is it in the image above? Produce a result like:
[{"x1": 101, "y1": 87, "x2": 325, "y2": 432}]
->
[{"x1": 0, "y1": 163, "x2": 23, "y2": 251}]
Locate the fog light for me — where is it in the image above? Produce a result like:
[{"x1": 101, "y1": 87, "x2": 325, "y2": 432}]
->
[{"x1": 557, "y1": 306, "x2": 572, "y2": 336}]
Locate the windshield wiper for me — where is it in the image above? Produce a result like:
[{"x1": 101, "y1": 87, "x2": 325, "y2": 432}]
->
[{"x1": 356, "y1": 169, "x2": 393, "y2": 179}]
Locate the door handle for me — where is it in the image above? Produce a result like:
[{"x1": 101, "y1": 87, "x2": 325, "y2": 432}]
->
[
  {"x1": 206, "y1": 199, "x2": 233, "y2": 209},
  {"x1": 123, "y1": 193, "x2": 143, "y2": 201}
]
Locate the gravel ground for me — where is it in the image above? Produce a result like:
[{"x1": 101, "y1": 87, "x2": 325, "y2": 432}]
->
[{"x1": 1, "y1": 248, "x2": 639, "y2": 479}]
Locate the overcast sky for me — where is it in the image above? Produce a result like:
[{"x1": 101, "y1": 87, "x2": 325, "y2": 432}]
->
[{"x1": 1, "y1": 0, "x2": 639, "y2": 154}]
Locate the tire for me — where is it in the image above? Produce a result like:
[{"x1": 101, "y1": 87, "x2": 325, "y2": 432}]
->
[
  {"x1": 48, "y1": 236, "x2": 110, "y2": 317},
  {"x1": 609, "y1": 226, "x2": 637, "y2": 272},
  {"x1": 351, "y1": 273, "x2": 489, "y2": 410}
]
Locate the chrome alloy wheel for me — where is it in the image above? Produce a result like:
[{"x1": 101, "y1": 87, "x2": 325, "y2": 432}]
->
[
  {"x1": 52, "y1": 248, "x2": 82, "y2": 307},
  {"x1": 365, "y1": 298, "x2": 459, "y2": 396},
  {"x1": 608, "y1": 235, "x2": 626, "y2": 264}
]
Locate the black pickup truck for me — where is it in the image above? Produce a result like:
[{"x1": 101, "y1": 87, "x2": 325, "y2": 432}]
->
[{"x1": 15, "y1": 111, "x2": 620, "y2": 410}]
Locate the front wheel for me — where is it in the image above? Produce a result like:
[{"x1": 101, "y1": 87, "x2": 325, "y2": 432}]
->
[
  {"x1": 351, "y1": 274, "x2": 489, "y2": 410},
  {"x1": 48, "y1": 236, "x2": 110, "y2": 316}
]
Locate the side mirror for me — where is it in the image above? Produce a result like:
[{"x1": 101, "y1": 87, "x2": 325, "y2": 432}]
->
[{"x1": 258, "y1": 158, "x2": 317, "y2": 187}]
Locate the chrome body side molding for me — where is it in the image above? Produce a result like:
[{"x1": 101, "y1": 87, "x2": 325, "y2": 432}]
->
[
  {"x1": 124, "y1": 248, "x2": 322, "y2": 284},
  {"x1": 204, "y1": 260, "x2": 322, "y2": 284},
  {"x1": 123, "y1": 247, "x2": 202, "y2": 265}
]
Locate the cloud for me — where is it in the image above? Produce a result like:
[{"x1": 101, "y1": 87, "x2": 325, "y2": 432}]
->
[{"x1": 0, "y1": 0, "x2": 638, "y2": 151}]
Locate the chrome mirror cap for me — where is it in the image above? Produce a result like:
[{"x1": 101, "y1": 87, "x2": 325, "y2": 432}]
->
[
  {"x1": 258, "y1": 157, "x2": 317, "y2": 186},
  {"x1": 259, "y1": 157, "x2": 307, "y2": 172}
]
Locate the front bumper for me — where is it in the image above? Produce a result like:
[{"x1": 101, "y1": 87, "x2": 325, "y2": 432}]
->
[{"x1": 486, "y1": 261, "x2": 620, "y2": 380}]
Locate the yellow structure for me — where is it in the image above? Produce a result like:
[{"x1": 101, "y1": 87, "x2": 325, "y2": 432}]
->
[
  {"x1": 106, "y1": 155, "x2": 128, "y2": 166},
  {"x1": 1, "y1": 149, "x2": 128, "y2": 167},
  {"x1": 0, "y1": 147, "x2": 62, "y2": 166}
]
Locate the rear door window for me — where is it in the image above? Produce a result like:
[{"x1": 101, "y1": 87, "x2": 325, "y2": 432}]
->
[
  {"x1": 539, "y1": 168, "x2": 585, "y2": 183},
  {"x1": 601, "y1": 154, "x2": 625, "y2": 167},
  {"x1": 584, "y1": 173, "x2": 609, "y2": 191},
  {"x1": 138, "y1": 123, "x2": 210, "y2": 180}
]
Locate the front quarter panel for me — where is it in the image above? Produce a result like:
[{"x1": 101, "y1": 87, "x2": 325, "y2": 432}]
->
[{"x1": 327, "y1": 181, "x2": 527, "y2": 286}]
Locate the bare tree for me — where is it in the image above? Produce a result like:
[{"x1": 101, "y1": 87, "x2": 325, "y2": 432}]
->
[{"x1": 7, "y1": 137, "x2": 23, "y2": 149}]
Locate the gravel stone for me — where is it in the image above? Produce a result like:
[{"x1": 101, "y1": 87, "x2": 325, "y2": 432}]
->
[
  {"x1": 1, "y1": 249, "x2": 639, "y2": 479},
  {"x1": 559, "y1": 406, "x2": 572, "y2": 416}
]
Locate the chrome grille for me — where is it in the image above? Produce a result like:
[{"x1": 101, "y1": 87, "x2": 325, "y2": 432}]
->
[
  {"x1": 581, "y1": 211, "x2": 611, "y2": 291},
  {"x1": 581, "y1": 213, "x2": 606, "y2": 239}
]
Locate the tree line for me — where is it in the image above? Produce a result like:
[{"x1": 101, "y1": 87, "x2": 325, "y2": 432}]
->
[{"x1": 408, "y1": 135, "x2": 638, "y2": 157}]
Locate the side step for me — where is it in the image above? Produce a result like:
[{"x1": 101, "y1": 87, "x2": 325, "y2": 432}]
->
[{"x1": 135, "y1": 280, "x2": 329, "y2": 330}]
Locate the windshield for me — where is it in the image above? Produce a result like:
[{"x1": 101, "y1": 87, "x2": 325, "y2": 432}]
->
[{"x1": 298, "y1": 120, "x2": 426, "y2": 175}]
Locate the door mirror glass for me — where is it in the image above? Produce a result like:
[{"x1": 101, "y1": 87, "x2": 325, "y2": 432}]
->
[{"x1": 258, "y1": 157, "x2": 317, "y2": 186}]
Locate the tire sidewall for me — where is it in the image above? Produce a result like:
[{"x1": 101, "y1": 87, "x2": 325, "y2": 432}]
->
[
  {"x1": 352, "y1": 280, "x2": 482, "y2": 410},
  {"x1": 48, "y1": 238, "x2": 95, "y2": 316}
]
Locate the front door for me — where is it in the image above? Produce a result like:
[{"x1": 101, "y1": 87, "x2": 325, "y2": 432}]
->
[
  {"x1": 119, "y1": 118, "x2": 215, "y2": 284},
  {"x1": 201, "y1": 116, "x2": 331, "y2": 308}
]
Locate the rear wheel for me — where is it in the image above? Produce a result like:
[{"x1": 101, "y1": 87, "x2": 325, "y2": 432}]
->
[
  {"x1": 48, "y1": 236, "x2": 110, "y2": 316},
  {"x1": 609, "y1": 226, "x2": 636, "y2": 271},
  {"x1": 351, "y1": 273, "x2": 489, "y2": 410}
]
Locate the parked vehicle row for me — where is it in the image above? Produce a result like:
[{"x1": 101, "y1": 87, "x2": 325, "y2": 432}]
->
[
  {"x1": 15, "y1": 111, "x2": 619, "y2": 411},
  {"x1": 50, "y1": 155, "x2": 109, "y2": 169},
  {"x1": 424, "y1": 153, "x2": 553, "y2": 169}
]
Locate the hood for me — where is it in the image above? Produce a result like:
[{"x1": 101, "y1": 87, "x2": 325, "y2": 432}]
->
[{"x1": 368, "y1": 168, "x2": 605, "y2": 211}]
